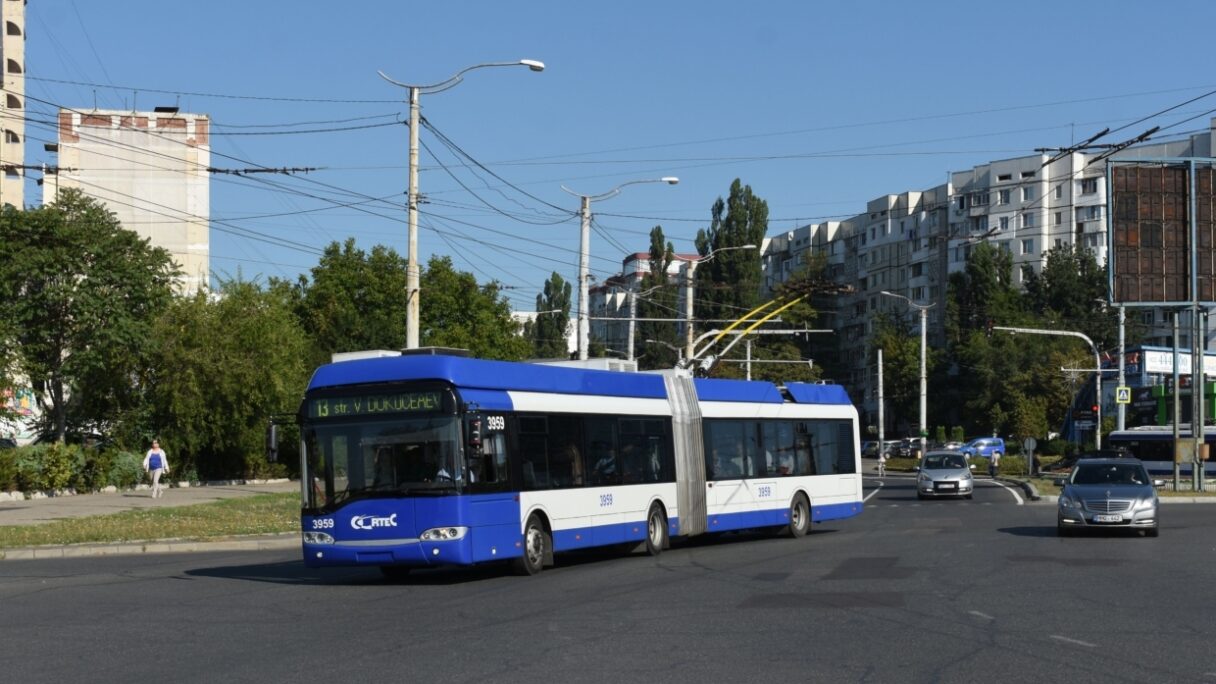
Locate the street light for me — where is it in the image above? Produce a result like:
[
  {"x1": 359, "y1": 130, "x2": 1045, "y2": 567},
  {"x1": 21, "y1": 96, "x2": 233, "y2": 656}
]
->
[
  {"x1": 380, "y1": 59, "x2": 545, "y2": 349},
  {"x1": 679, "y1": 245, "x2": 758, "y2": 360},
  {"x1": 562, "y1": 178, "x2": 679, "y2": 360},
  {"x1": 994, "y1": 325, "x2": 1102, "y2": 450},
  {"x1": 881, "y1": 291, "x2": 935, "y2": 458}
]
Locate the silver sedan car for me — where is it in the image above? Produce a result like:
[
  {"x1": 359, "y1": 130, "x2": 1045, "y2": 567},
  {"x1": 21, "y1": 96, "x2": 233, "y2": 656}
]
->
[
  {"x1": 916, "y1": 451, "x2": 975, "y2": 500},
  {"x1": 1056, "y1": 458, "x2": 1160, "y2": 537}
]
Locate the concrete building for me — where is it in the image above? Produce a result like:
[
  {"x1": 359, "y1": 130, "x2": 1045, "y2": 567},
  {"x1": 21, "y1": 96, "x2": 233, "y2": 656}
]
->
[
  {"x1": 0, "y1": 0, "x2": 25, "y2": 209},
  {"x1": 43, "y1": 108, "x2": 211, "y2": 294},
  {"x1": 589, "y1": 251, "x2": 700, "y2": 359}
]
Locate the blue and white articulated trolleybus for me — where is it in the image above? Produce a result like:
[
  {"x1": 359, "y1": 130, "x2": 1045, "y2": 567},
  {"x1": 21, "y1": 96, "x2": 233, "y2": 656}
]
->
[{"x1": 295, "y1": 349, "x2": 862, "y2": 577}]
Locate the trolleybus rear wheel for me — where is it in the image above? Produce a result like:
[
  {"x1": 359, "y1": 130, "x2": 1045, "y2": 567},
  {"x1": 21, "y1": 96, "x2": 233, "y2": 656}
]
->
[
  {"x1": 788, "y1": 494, "x2": 810, "y2": 538},
  {"x1": 644, "y1": 503, "x2": 668, "y2": 556}
]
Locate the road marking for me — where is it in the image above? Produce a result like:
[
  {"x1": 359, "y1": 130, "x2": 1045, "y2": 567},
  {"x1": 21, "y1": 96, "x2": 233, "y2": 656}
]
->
[
  {"x1": 1050, "y1": 635, "x2": 1096, "y2": 648},
  {"x1": 969, "y1": 610, "x2": 994, "y2": 620},
  {"x1": 863, "y1": 481, "x2": 883, "y2": 503},
  {"x1": 985, "y1": 479, "x2": 1024, "y2": 505}
]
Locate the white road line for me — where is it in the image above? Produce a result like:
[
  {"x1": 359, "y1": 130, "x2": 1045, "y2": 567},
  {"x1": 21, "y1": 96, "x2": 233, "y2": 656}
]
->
[
  {"x1": 1051, "y1": 635, "x2": 1096, "y2": 648},
  {"x1": 863, "y1": 481, "x2": 884, "y2": 503},
  {"x1": 985, "y1": 479, "x2": 1024, "y2": 505},
  {"x1": 969, "y1": 610, "x2": 994, "y2": 620}
]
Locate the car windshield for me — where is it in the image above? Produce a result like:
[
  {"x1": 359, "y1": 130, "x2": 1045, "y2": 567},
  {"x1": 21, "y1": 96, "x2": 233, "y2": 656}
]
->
[
  {"x1": 924, "y1": 454, "x2": 966, "y2": 469},
  {"x1": 1072, "y1": 463, "x2": 1149, "y2": 486}
]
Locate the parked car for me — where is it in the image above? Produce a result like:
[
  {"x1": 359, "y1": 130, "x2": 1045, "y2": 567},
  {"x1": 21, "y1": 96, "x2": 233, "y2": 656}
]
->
[
  {"x1": 1055, "y1": 458, "x2": 1161, "y2": 537},
  {"x1": 960, "y1": 437, "x2": 1005, "y2": 460},
  {"x1": 939, "y1": 441, "x2": 964, "y2": 451},
  {"x1": 882, "y1": 440, "x2": 901, "y2": 457},
  {"x1": 915, "y1": 450, "x2": 975, "y2": 499},
  {"x1": 862, "y1": 441, "x2": 879, "y2": 458}
]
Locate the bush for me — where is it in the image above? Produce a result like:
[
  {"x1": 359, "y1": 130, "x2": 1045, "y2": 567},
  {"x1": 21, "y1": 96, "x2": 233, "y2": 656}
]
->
[
  {"x1": 106, "y1": 451, "x2": 146, "y2": 489},
  {"x1": 0, "y1": 448, "x2": 16, "y2": 491},
  {"x1": 12, "y1": 444, "x2": 85, "y2": 492}
]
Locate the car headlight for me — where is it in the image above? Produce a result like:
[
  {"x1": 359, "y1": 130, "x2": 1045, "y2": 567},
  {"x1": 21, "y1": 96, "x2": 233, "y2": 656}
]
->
[
  {"x1": 420, "y1": 526, "x2": 468, "y2": 541},
  {"x1": 303, "y1": 531, "x2": 335, "y2": 544},
  {"x1": 919, "y1": 472, "x2": 930, "y2": 482},
  {"x1": 1058, "y1": 495, "x2": 1078, "y2": 509},
  {"x1": 1134, "y1": 497, "x2": 1157, "y2": 511}
]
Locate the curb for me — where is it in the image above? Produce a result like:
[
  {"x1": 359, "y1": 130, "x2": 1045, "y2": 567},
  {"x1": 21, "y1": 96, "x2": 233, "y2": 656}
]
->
[
  {"x1": 0, "y1": 533, "x2": 299, "y2": 561},
  {"x1": 996, "y1": 477, "x2": 1040, "y2": 501}
]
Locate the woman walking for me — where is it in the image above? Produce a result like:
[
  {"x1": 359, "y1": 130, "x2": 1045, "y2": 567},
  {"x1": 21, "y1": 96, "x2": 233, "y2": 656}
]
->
[{"x1": 143, "y1": 440, "x2": 170, "y2": 498}]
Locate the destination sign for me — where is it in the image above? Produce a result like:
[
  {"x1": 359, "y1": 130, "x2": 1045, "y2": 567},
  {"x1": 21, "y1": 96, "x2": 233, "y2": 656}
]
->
[{"x1": 308, "y1": 391, "x2": 443, "y2": 419}]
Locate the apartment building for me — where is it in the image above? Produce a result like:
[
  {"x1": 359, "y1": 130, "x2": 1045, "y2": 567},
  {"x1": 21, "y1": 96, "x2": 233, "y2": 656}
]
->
[
  {"x1": 43, "y1": 108, "x2": 211, "y2": 294},
  {"x1": 0, "y1": 0, "x2": 24, "y2": 209}
]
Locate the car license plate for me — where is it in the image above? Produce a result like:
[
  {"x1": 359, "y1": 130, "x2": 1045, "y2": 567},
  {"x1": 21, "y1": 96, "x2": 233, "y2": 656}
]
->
[
  {"x1": 936, "y1": 482, "x2": 957, "y2": 490},
  {"x1": 1094, "y1": 514, "x2": 1123, "y2": 523}
]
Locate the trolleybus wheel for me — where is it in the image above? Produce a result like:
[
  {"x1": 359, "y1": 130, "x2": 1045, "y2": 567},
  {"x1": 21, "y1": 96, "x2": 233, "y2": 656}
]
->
[
  {"x1": 515, "y1": 514, "x2": 549, "y2": 576},
  {"x1": 644, "y1": 503, "x2": 668, "y2": 556},
  {"x1": 788, "y1": 494, "x2": 810, "y2": 538}
]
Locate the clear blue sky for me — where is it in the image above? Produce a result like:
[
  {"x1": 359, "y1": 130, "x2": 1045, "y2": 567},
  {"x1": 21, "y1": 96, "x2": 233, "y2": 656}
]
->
[{"x1": 22, "y1": 0, "x2": 1216, "y2": 312}]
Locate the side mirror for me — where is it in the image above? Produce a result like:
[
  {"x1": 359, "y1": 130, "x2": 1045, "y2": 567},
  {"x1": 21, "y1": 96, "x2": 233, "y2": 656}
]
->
[
  {"x1": 1052, "y1": 477, "x2": 1067, "y2": 488},
  {"x1": 913, "y1": 466, "x2": 920, "y2": 472},
  {"x1": 265, "y1": 421, "x2": 279, "y2": 463},
  {"x1": 1153, "y1": 479, "x2": 1166, "y2": 487},
  {"x1": 969, "y1": 464, "x2": 976, "y2": 470}
]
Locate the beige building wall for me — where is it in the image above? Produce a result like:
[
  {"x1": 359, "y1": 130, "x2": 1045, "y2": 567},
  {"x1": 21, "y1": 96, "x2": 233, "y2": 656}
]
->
[
  {"x1": 0, "y1": 0, "x2": 25, "y2": 209},
  {"x1": 45, "y1": 109, "x2": 211, "y2": 294}
]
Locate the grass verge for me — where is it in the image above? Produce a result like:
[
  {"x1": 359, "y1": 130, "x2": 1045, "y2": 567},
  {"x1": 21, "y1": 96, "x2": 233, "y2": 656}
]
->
[{"x1": 0, "y1": 493, "x2": 299, "y2": 549}]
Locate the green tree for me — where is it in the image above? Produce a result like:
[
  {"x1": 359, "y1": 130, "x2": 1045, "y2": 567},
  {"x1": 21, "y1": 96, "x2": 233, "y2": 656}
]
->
[
  {"x1": 420, "y1": 256, "x2": 530, "y2": 360},
  {"x1": 1022, "y1": 242, "x2": 1122, "y2": 349},
  {"x1": 637, "y1": 226, "x2": 682, "y2": 370},
  {"x1": 0, "y1": 190, "x2": 178, "y2": 442},
  {"x1": 293, "y1": 238, "x2": 408, "y2": 368},
  {"x1": 871, "y1": 312, "x2": 922, "y2": 431},
  {"x1": 528, "y1": 272, "x2": 572, "y2": 359},
  {"x1": 147, "y1": 279, "x2": 309, "y2": 479},
  {"x1": 693, "y1": 179, "x2": 767, "y2": 325}
]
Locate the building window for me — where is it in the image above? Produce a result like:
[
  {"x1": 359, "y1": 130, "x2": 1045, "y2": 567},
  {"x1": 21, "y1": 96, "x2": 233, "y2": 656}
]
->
[
  {"x1": 1055, "y1": 238, "x2": 1062, "y2": 249},
  {"x1": 1081, "y1": 178, "x2": 1099, "y2": 194},
  {"x1": 1021, "y1": 213, "x2": 1035, "y2": 228},
  {"x1": 1022, "y1": 187, "x2": 1034, "y2": 201},
  {"x1": 1055, "y1": 185, "x2": 1063, "y2": 199},
  {"x1": 5, "y1": 59, "x2": 20, "y2": 74},
  {"x1": 998, "y1": 189, "x2": 1010, "y2": 205},
  {"x1": 972, "y1": 192, "x2": 990, "y2": 206},
  {"x1": 5, "y1": 94, "x2": 19, "y2": 109},
  {"x1": 1054, "y1": 211, "x2": 1062, "y2": 225},
  {"x1": 1021, "y1": 239, "x2": 1034, "y2": 255},
  {"x1": 997, "y1": 174, "x2": 1012, "y2": 182},
  {"x1": 998, "y1": 242, "x2": 1011, "y2": 253},
  {"x1": 999, "y1": 216, "x2": 1010, "y2": 231},
  {"x1": 1021, "y1": 171, "x2": 1036, "y2": 179},
  {"x1": 5, "y1": 21, "x2": 19, "y2": 37}
]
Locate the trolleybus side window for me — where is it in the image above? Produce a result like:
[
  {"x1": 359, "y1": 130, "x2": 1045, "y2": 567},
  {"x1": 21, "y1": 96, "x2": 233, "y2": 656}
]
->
[
  {"x1": 586, "y1": 417, "x2": 620, "y2": 486},
  {"x1": 619, "y1": 418, "x2": 672, "y2": 483},
  {"x1": 761, "y1": 421, "x2": 798, "y2": 476},
  {"x1": 546, "y1": 414, "x2": 583, "y2": 488},
  {"x1": 705, "y1": 420, "x2": 747, "y2": 480},
  {"x1": 518, "y1": 416, "x2": 550, "y2": 490},
  {"x1": 801, "y1": 419, "x2": 856, "y2": 475}
]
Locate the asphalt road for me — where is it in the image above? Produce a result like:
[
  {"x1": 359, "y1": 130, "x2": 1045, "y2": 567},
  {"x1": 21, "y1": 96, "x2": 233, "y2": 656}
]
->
[{"x1": 2, "y1": 475, "x2": 1213, "y2": 684}]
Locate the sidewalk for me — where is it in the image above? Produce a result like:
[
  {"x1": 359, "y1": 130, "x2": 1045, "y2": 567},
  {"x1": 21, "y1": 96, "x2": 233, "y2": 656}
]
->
[{"x1": 0, "y1": 480, "x2": 301, "y2": 561}]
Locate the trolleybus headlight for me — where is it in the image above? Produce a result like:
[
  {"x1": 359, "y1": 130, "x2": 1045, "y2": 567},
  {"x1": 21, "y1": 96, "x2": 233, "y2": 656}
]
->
[
  {"x1": 420, "y1": 526, "x2": 468, "y2": 541},
  {"x1": 303, "y1": 531, "x2": 335, "y2": 544}
]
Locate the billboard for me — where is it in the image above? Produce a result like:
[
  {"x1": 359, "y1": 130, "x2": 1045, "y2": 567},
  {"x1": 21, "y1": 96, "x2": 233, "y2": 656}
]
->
[{"x1": 1109, "y1": 160, "x2": 1216, "y2": 306}]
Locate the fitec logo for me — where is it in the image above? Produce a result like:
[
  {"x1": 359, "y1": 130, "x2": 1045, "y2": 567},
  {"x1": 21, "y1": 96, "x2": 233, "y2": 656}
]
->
[{"x1": 351, "y1": 513, "x2": 398, "y2": 530}]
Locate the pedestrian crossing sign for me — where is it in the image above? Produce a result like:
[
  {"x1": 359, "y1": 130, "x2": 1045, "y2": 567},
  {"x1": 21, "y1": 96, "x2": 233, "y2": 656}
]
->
[{"x1": 1116, "y1": 386, "x2": 1131, "y2": 404}]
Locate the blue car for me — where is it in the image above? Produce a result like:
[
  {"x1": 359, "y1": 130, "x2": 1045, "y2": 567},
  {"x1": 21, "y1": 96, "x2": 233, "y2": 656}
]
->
[{"x1": 960, "y1": 437, "x2": 1005, "y2": 459}]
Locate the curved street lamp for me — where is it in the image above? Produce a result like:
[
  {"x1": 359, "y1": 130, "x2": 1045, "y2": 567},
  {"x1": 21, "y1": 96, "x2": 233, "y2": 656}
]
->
[
  {"x1": 380, "y1": 59, "x2": 546, "y2": 349},
  {"x1": 881, "y1": 290, "x2": 935, "y2": 457},
  {"x1": 562, "y1": 177, "x2": 679, "y2": 360}
]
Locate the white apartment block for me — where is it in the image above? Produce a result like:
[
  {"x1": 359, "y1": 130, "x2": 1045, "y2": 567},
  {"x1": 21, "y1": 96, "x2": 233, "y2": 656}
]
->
[
  {"x1": 589, "y1": 251, "x2": 700, "y2": 357},
  {"x1": 43, "y1": 108, "x2": 211, "y2": 294},
  {"x1": 0, "y1": 0, "x2": 24, "y2": 209}
]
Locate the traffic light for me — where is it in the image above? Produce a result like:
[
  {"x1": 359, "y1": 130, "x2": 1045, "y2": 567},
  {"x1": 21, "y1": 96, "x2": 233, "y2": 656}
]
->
[
  {"x1": 1091, "y1": 404, "x2": 1099, "y2": 414},
  {"x1": 985, "y1": 319, "x2": 994, "y2": 338}
]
